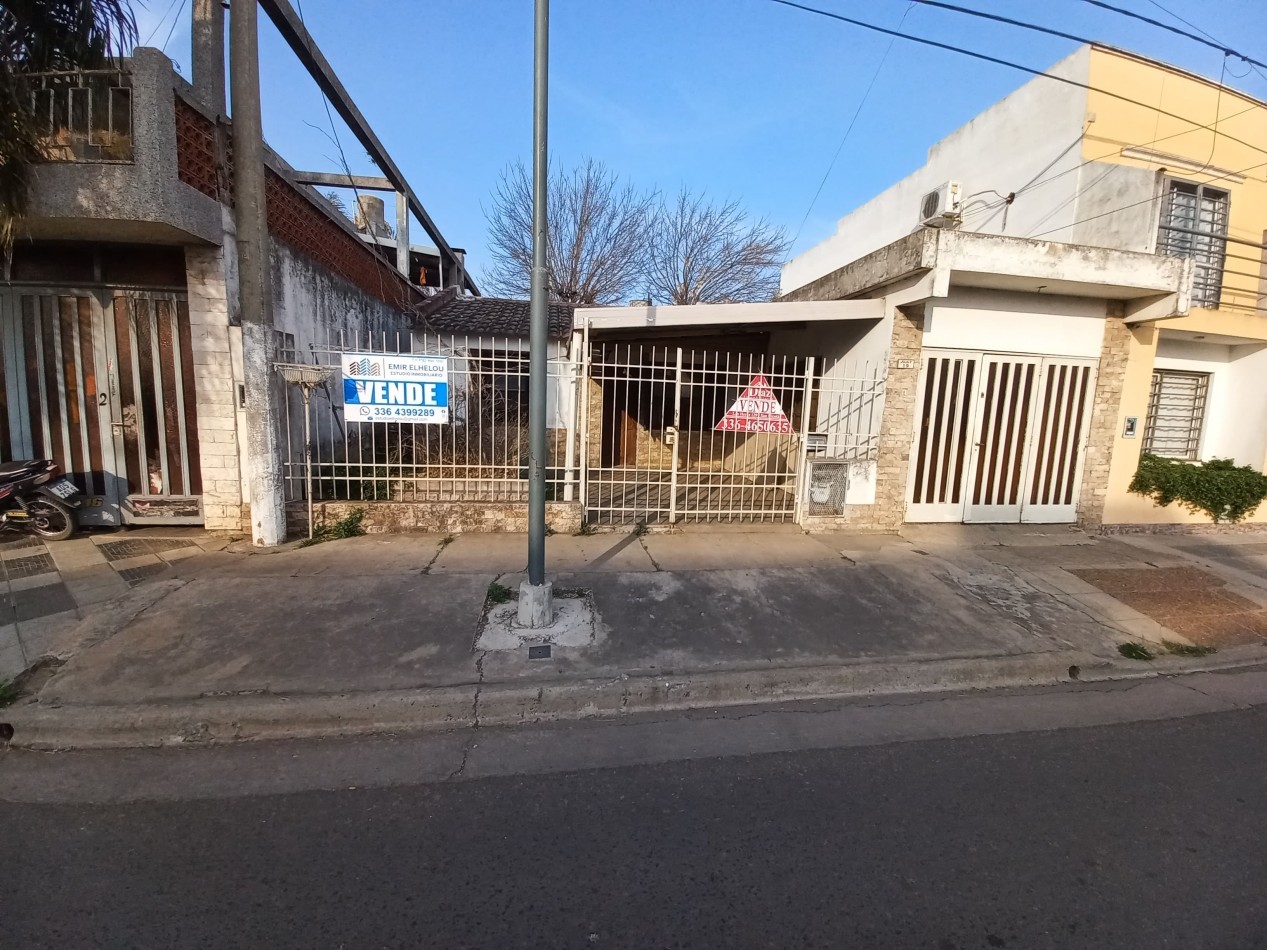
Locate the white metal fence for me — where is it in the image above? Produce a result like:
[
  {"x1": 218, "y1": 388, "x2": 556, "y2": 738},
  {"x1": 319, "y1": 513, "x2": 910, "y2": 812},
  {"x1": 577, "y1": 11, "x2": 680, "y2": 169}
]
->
[
  {"x1": 280, "y1": 331, "x2": 886, "y2": 525},
  {"x1": 583, "y1": 343, "x2": 886, "y2": 525},
  {"x1": 280, "y1": 331, "x2": 578, "y2": 504}
]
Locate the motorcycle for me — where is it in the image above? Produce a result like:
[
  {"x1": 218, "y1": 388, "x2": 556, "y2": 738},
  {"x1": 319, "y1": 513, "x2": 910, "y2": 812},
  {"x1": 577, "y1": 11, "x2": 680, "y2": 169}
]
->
[{"x1": 0, "y1": 460, "x2": 82, "y2": 541}]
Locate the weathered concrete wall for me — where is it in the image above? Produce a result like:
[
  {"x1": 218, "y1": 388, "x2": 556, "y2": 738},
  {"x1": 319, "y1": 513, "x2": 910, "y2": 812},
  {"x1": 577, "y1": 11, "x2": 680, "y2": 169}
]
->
[
  {"x1": 24, "y1": 48, "x2": 222, "y2": 245},
  {"x1": 289, "y1": 500, "x2": 583, "y2": 537},
  {"x1": 1070, "y1": 161, "x2": 1159, "y2": 252},
  {"x1": 781, "y1": 48, "x2": 1091, "y2": 293},
  {"x1": 270, "y1": 240, "x2": 411, "y2": 503}
]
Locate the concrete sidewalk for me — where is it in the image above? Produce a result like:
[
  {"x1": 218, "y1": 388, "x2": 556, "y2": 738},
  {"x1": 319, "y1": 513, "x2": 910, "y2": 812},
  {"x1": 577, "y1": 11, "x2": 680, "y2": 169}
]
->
[
  {"x1": 4, "y1": 524, "x2": 1267, "y2": 748},
  {"x1": 0, "y1": 528, "x2": 231, "y2": 679}
]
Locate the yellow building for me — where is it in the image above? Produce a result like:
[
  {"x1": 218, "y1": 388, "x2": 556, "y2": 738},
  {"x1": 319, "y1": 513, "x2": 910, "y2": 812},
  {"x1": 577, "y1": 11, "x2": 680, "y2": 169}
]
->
[
  {"x1": 782, "y1": 44, "x2": 1267, "y2": 530},
  {"x1": 1085, "y1": 46, "x2": 1267, "y2": 525}
]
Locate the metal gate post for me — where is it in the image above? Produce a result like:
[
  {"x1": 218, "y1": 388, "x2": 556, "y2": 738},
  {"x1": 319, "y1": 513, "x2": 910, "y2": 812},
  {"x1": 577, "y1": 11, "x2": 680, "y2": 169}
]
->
[
  {"x1": 577, "y1": 319, "x2": 590, "y2": 518},
  {"x1": 668, "y1": 346, "x2": 684, "y2": 524},
  {"x1": 794, "y1": 357, "x2": 816, "y2": 525}
]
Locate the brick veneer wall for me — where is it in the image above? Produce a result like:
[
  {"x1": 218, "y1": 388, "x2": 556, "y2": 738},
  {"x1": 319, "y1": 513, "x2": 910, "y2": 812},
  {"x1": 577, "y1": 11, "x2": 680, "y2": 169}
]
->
[
  {"x1": 1076, "y1": 313, "x2": 1132, "y2": 529},
  {"x1": 185, "y1": 241, "x2": 244, "y2": 531}
]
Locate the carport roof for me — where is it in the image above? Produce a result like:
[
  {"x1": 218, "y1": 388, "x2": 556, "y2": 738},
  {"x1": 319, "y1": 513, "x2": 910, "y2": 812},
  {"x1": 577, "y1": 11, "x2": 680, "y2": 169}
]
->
[{"x1": 573, "y1": 298, "x2": 885, "y2": 331}]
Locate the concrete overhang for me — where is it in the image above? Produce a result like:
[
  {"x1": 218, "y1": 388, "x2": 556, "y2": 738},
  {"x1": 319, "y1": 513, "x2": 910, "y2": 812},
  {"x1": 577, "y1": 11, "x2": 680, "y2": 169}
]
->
[
  {"x1": 781, "y1": 228, "x2": 1191, "y2": 325},
  {"x1": 574, "y1": 298, "x2": 884, "y2": 333},
  {"x1": 18, "y1": 216, "x2": 212, "y2": 246}
]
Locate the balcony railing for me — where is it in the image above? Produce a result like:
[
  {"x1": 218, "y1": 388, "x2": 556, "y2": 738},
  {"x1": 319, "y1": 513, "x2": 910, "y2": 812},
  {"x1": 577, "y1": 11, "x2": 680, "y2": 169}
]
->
[{"x1": 28, "y1": 68, "x2": 133, "y2": 163}]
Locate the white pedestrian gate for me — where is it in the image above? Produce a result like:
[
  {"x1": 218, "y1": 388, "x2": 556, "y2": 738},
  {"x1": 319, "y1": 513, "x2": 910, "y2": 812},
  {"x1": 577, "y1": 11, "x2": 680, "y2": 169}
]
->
[{"x1": 907, "y1": 349, "x2": 1097, "y2": 524}]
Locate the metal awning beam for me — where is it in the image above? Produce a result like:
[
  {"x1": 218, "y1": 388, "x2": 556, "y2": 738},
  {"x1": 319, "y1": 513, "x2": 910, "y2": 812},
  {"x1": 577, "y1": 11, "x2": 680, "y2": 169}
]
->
[
  {"x1": 257, "y1": 0, "x2": 476, "y2": 293},
  {"x1": 290, "y1": 171, "x2": 394, "y2": 191}
]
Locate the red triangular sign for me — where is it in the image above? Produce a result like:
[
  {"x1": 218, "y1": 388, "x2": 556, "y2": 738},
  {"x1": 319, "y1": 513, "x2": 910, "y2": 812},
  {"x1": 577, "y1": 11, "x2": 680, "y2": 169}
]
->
[{"x1": 715, "y1": 374, "x2": 793, "y2": 433}]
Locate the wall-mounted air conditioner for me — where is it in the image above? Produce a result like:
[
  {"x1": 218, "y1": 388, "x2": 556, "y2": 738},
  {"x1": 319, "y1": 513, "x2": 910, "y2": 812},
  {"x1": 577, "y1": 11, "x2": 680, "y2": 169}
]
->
[{"x1": 919, "y1": 180, "x2": 963, "y2": 228}]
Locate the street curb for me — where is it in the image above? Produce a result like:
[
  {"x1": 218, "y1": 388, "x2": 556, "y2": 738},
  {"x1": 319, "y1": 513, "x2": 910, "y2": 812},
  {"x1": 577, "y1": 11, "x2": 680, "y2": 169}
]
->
[
  {"x1": 6, "y1": 645, "x2": 1263, "y2": 751},
  {"x1": 2, "y1": 650, "x2": 1112, "y2": 750}
]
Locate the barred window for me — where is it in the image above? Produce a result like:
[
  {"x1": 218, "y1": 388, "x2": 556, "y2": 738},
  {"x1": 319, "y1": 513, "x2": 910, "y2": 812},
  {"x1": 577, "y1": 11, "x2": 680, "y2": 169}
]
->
[
  {"x1": 1143, "y1": 370, "x2": 1209, "y2": 460},
  {"x1": 1156, "y1": 180, "x2": 1229, "y2": 309}
]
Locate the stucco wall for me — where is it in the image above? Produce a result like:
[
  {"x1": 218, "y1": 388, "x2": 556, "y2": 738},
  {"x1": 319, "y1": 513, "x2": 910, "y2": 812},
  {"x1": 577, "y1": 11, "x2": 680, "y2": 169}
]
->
[
  {"x1": 1101, "y1": 328, "x2": 1267, "y2": 526},
  {"x1": 781, "y1": 48, "x2": 1091, "y2": 293},
  {"x1": 924, "y1": 287, "x2": 1108, "y2": 357},
  {"x1": 1083, "y1": 46, "x2": 1267, "y2": 315},
  {"x1": 1154, "y1": 338, "x2": 1267, "y2": 468}
]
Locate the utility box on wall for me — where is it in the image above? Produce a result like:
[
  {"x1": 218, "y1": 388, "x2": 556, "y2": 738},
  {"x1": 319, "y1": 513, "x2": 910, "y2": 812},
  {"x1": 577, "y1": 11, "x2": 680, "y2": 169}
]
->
[{"x1": 806, "y1": 459, "x2": 850, "y2": 516}]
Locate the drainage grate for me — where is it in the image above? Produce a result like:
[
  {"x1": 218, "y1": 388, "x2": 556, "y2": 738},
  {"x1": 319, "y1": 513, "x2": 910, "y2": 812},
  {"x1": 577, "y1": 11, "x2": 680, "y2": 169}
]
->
[
  {"x1": 117, "y1": 562, "x2": 172, "y2": 586},
  {"x1": 3, "y1": 552, "x2": 56, "y2": 579},
  {"x1": 0, "y1": 536, "x2": 44, "y2": 555},
  {"x1": 527, "y1": 644, "x2": 551, "y2": 660},
  {"x1": 98, "y1": 538, "x2": 198, "y2": 561}
]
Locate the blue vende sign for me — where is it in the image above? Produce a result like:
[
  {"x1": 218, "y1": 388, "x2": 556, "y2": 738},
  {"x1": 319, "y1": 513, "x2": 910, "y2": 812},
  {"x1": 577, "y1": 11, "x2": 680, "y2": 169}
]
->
[{"x1": 341, "y1": 353, "x2": 449, "y2": 423}]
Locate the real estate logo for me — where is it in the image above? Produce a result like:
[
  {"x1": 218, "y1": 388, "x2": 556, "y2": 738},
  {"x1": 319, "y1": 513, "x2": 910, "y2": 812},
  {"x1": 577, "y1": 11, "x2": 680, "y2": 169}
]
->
[{"x1": 345, "y1": 357, "x2": 382, "y2": 377}]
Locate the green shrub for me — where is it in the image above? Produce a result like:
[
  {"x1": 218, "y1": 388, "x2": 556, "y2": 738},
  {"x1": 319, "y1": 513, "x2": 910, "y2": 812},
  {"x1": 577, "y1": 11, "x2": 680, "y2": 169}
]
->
[
  {"x1": 1129, "y1": 454, "x2": 1267, "y2": 524},
  {"x1": 1118, "y1": 642, "x2": 1155, "y2": 661},
  {"x1": 486, "y1": 581, "x2": 514, "y2": 605},
  {"x1": 301, "y1": 507, "x2": 367, "y2": 546}
]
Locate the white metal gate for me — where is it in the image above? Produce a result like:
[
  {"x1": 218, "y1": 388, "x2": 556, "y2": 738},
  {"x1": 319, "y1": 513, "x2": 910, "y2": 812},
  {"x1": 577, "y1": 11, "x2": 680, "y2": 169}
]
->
[
  {"x1": 0, "y1": 287, "x2": 202, "y2": 525},
  {"x1": 583, "y1": 344, "x2": 815, "y2": 525},
  {"x1": 908, "y1": 349, "x2": 1097, "y2": 524}
]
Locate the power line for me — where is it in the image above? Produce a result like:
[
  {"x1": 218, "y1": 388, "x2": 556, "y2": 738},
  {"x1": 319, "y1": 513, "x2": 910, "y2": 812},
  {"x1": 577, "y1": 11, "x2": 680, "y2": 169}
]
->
[
  {"x1": 918, "y1": 0, "x2": 1267, "y2": 77},
  {"x1": 292, "y1": 0, "x2": 396, "y2": 308},
  {"x1": 1014, "y1": 101, "x2": 1260, "y2": 207},
  {"x1": 142, "y1": 0, "x2": 183, "y2": 46},
  {"x1": 1027, "y1": 156, "x2": 1267, "y2": 240},
  {"x1": 768, "y1": 0, "x2": 1267, "y2": 159},
  {"x1": 790, "y1": 2, "x2": 914, "y2": 252},
  {"x1": 160, "y1": 0, "x2": 188, "y2": 55},
  {"x1": 914, "y1": 0, "x2": 1267, "y2": 97},
  {"x1": 1078, "y1": 0, "x2": 1267, "y2": 77},
  {"x1": 1020, "y1": 55, "x2": 1235, "y2": 237}
]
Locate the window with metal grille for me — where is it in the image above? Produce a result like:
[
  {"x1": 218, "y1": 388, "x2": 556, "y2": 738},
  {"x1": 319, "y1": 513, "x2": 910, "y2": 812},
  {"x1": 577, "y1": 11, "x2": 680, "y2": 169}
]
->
[
  {"x1": 1156, "y1": 179, "x2": 1229, "y2": 309},
  {"x1": 1144, "y1": 370, "x2": 1209, "y2": 459}
]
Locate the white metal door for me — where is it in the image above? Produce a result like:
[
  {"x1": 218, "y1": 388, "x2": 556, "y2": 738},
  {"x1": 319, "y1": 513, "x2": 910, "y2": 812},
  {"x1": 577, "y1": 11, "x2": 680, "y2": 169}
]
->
[
  {"x1": 963, "y1": 354, "x2": 1043, "y2": 523},
  {"x1": 907, "y1": 351, "x2": 980, "y2": 522},
  {"x1": 908, "y1": 350, "x2": 1097, "y2": 524},
  {"x1": 1014, "y1": 358, "x2": 1097, "y2": 523}
]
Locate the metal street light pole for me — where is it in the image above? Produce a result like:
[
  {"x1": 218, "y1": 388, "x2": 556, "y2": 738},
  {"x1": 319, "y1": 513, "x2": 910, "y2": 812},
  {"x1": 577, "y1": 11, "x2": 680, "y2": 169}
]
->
[{"x1": 519, "y1": 0, "x2": 553, "y2": 628}]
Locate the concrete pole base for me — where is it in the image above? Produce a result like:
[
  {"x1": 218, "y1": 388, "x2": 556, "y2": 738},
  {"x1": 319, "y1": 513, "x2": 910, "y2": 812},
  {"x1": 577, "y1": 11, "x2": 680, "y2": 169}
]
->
[{"x1": 517, "y1": 581, "x2": 554, "y2": 629}]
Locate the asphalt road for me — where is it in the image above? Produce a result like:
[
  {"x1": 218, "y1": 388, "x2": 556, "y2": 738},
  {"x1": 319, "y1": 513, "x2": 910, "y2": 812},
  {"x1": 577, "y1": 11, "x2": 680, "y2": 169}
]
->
[{"x1": 4, "y1": 704, "x2": 1267, "y2": 949}]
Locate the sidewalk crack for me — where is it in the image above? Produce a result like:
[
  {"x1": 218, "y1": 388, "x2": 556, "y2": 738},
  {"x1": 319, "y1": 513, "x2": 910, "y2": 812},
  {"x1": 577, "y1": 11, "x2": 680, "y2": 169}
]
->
[
  {"x1": 421, "y1": 535, "x2": 454, "y2": 575},
  {"x1": 447, "y1": 649, "x2": 486, "y2": 782},
  {"x1": 639, "y1": 536, "x2": 663, "y2": 572},
  {"x1": 1167, "y1": 675, "x2": 1248, "y2": 709}
]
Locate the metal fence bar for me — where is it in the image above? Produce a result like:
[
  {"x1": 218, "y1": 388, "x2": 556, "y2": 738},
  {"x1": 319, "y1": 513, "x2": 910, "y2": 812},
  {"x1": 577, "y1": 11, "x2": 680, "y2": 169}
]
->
[{"x1": 284, "y1": 332, "x2": 887, "y2": 523}]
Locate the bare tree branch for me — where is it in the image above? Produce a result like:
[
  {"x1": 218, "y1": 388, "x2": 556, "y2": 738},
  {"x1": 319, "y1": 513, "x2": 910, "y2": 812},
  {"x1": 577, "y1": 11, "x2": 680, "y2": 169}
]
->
[
  {"x1": 482, "y1": 158, "x2": 655, "y2": 305},
  {"x1": 646, "y1": 188, "x2": 789, "y2": 305}
]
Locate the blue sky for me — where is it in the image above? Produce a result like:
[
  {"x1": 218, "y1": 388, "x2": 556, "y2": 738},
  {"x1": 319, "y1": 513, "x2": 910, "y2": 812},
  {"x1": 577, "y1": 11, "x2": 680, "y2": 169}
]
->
[{"x1": 138, "y1": 0, "x2": 1267, "y2": 284}]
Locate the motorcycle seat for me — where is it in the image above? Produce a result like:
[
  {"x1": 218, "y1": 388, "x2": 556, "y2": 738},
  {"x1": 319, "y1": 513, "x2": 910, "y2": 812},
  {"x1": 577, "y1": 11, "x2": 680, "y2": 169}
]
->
[{"x1": 0, "y1": 460, "x2": 44, "y2": 480}]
